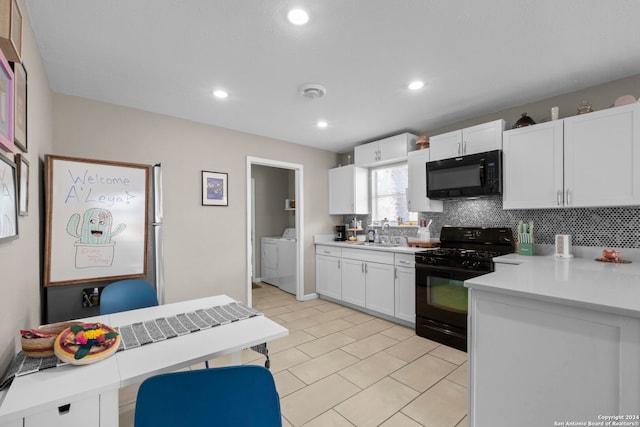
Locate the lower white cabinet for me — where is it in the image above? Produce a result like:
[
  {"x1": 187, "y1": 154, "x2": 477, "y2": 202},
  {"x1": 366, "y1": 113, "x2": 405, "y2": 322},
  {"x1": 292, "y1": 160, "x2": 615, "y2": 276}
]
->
[
  {"x1": 364, "y1": 262, "x2": 395, "y2": 316},
  {"x1": 316, "y1": 245, "x2": 415, "y2": 324},
  {"x1": 315, "y1": 245, "x2": 342, "y2": 300},
  {"x1": 341, "y1": 258, "x2": 367, "y2": 307},
  {"x1": 468, "y1": 289, "x2": 640, "y2": 426},
  {"x1": 394, "y1": 254, "x2": 415, "y2": 323}
]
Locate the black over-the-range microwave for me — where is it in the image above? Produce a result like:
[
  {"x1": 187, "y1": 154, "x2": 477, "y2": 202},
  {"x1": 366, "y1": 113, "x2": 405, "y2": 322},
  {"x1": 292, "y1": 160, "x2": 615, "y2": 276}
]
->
[{"x1": 426, "y1": 149, "x2": 502, "y2": 199}]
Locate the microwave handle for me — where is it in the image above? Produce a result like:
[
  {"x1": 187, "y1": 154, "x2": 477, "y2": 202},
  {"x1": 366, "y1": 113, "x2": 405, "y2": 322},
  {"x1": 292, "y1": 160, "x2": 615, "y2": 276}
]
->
[{"x1": 479, "y1": 163, "x2": 485, "y2": 186}]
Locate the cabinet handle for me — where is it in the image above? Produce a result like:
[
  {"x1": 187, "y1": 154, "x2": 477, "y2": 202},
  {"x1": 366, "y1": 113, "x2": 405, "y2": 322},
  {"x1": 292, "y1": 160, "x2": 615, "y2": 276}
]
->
[
  {"x1": 365, "y1": 263, "x2": 368, "y2": 274},
  {"x1": 361, "y1": 262, "x2": 365, "y2": 273},
  {"x1": 557, "y1": 190, "x2": 562, "y2": 206},
  {"x1": 323, "y1": 250, "x2": 331, "y2": 254},
  {"x1": 394, "y1": 267, "x2": 397, "y2": 279},
  {"x1": 338, "y1": 260, "x2": 341, "y2": 269},
  {"x1": 457, "y1": 142, "x2": 461, "y2": 155},
  {"x1": 463, "y1": 140, "x2": 467, "y2": 154},
  {"x1": 399, "y1": 260, "x2": 411, "y2": 265},
  {"x1": 566, "y1": 189, "x2": 571, "y2": 205}
]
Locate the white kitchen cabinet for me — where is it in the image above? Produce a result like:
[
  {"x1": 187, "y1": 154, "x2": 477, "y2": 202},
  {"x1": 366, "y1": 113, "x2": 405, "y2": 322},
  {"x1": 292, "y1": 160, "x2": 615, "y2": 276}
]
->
[
  {"x1": 503, "y1": 103, "x2": 640, "y2": 209},
  {"x1": 0, "y1": 419, "x2": 22, "y2": 427},
  {"x1": 328, "y1": 165, "x2": 369, "y2": 215},
  {"x1": 394, "y1": 254, "x2": 415, "y2": 324},
  {"x1": 315, "y1": 246, "x2": 342, "y2": 300},
  {"x1": 354, "y1": 133, "x2": 417, "y2": 167},
  {"x1": 407, "y1": 149, "x2": 443, "y2": 213},
  {"x1": 341, "y1": 257, "x2": 367, "y2": 307},
  {"x1": 341, "y1": 248, "x2": 395, "y2": 311},
  {"x1": 430, "y1": 119, "x2": 505, "y2": 161},
  {"x1": 503, "y1": 120, "x2": 563, "y2": 209},
  {"x1": 468, "y1": 288, "x2": 640, "y2": 426},
  {"x1": 564, "y1": 102, "x2": 640, "y2": 207},
  {"x1": 364, "y1": 262, "x2": 395, "y2": 316}
]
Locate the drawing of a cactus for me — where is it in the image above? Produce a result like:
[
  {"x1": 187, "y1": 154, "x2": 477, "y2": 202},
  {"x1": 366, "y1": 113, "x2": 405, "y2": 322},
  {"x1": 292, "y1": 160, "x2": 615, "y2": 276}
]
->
[{"x1": 67, "y1": 208, "x2": 126, "y2": 244}]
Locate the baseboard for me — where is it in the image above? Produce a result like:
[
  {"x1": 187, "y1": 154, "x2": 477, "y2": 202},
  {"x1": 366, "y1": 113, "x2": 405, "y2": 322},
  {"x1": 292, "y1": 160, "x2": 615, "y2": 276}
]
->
[{"x1": 301, "y1": 292, "x2": 318, "y2": 301}]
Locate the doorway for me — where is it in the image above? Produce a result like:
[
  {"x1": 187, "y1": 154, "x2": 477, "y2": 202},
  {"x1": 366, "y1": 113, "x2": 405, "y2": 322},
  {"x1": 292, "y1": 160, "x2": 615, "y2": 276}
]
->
[{"x1": 246, "y1": 157, "x2": 304, "y2": 307}]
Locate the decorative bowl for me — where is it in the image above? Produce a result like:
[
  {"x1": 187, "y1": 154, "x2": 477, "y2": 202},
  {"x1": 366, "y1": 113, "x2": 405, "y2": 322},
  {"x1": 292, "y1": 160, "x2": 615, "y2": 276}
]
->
[{"x1": 602, "y1": 249, "x2": 621, "y2": 260}]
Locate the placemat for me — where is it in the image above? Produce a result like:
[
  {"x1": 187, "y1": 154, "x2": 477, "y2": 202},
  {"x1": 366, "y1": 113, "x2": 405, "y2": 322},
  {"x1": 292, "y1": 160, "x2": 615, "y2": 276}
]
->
[{"x1": 1, "y1": 302, "x2": 263, "y2": 391}]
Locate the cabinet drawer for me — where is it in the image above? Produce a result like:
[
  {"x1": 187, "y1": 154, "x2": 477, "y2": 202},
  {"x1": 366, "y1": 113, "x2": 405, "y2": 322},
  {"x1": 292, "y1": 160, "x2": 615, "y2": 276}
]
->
[
  {"x1": 316, "y1": 245, "x2": 341, "y2": 257},
  {"x1": 342, "y1": 248, "x2": 394, "y2": 264},
  {"x1": 395, "y1": 253, "x2": 415, "y2": 268},
  {"x1": 25, "y1": 395, "x2": 100, "y2": 427}
]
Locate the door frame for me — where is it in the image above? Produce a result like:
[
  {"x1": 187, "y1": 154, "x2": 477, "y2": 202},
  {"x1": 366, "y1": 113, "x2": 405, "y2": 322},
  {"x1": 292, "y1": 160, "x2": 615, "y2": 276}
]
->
[{"x1": 246, "y1": 156, "x2": 304, "y2": 306}]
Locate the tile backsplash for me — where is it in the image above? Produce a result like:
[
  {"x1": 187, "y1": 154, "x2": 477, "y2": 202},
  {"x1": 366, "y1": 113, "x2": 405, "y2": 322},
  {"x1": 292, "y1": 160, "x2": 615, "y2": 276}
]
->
[
  {"x1": 419, "y1": 196, "x2": 640, "y2": 248},
  {"x1": 345, "y1": 196, "x2": 640, "y2": 248}
]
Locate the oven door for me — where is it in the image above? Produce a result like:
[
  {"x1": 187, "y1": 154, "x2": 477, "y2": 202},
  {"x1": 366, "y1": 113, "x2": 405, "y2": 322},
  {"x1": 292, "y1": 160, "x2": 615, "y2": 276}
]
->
[{"x1": 415, "y1": 263, "x2": 488, "y2": 330}]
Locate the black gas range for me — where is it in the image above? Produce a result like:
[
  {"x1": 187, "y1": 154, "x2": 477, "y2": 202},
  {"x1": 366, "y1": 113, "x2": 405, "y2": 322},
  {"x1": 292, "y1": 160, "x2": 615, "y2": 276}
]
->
[{"x1": 415, "y1": 227, "x2": 514, "y2": 351}]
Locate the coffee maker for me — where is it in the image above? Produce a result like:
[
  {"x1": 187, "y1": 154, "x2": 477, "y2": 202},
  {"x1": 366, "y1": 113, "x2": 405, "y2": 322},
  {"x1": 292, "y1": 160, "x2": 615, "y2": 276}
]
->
[{"x1": 335, "y1": 225, "x2": 347, "y2": 241}]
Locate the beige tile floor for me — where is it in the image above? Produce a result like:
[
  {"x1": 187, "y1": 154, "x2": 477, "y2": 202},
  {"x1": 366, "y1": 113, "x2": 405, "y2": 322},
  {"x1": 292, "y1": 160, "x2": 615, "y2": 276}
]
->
[{"x1": 118, "y1": 283, "x2": 468, "y2": 426}]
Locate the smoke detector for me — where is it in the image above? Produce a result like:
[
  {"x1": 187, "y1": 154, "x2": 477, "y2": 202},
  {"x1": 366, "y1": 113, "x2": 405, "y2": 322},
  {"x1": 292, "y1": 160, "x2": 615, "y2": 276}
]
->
[{"x1": 300, "y1": 84, "x2": 327, "y2": 99}]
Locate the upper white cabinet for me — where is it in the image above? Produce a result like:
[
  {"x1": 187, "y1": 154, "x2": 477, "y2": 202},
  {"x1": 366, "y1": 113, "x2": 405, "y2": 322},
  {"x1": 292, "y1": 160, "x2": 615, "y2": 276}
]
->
[
  {"x1": 354, "y1": 133, "x2": 417, "y2": 167},
  {"x1": 503, "y1": 103, "x2": 640, "y2": 209},
  {"x1": 328, "y1": 165, "x2": 369, "y2": 215},
  {"x1": 503, "y1": 120, "x2": 564, "y2": 209},
  {"x1": 564, "y1": 103, "x2": 640, "y2": 207},
  {"x1": 430, "y1": 119, "x2": 505, "y2": 161},
  {"x1": 407, "y1": 149, "x2": 443, "y2": 213}
]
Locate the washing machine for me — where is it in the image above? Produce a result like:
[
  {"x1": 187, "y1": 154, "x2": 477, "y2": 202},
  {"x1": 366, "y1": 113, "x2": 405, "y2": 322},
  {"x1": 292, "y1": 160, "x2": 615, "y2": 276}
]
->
[{"x1": 261, "y1": 228, "x2": 296, "y2": 295}]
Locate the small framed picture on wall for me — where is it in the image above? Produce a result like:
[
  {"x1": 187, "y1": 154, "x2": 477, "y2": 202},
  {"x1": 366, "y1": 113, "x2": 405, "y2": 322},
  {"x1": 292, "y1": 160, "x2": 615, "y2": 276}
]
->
[{"x1": 202, "y1": 171, "x2": 228, "y2": 206}]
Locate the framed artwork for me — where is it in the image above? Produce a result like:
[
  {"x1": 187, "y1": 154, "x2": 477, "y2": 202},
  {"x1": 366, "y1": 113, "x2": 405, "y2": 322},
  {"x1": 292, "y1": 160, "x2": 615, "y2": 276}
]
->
[
  {"x1": 0, "y1": 151, "x2": 18, "y2": 242},
  {"x1": 0, "y1": 47, "x2": 14, "y2": 152},
  {"x1": 202, "y1": 171, "x2": 228, "y2": 206},
  {"x1": 0, "y1": 0, "x2": 22, "y2": 63},
  {"x1": 45, "y1": 155, "x2": 150, "y2": 286},
  {"x1": 16, "y1": 152, "x2": 27, "y2": 215},
  {"x1": 12, "y1": 61, "x2": 26, "y2": 152}
]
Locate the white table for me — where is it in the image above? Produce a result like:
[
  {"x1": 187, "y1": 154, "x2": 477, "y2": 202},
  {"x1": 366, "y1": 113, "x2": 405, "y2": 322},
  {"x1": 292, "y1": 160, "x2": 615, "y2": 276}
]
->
[{"x1": 0, "y1": 295, "x2": 288, "y2": 427}]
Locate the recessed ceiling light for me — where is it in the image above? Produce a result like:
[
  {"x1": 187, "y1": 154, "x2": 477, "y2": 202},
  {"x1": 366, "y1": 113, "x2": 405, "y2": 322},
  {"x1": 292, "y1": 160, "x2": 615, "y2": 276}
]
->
[
  {"x1": 317, "y1": 120, "x2": 328, "y2": 128},
  {"x1": 288, "y1": 9, "x2": 309, "y2": 25},
  {"x1": 408, "y1": 80, "x2": 425, "y2": 90},
  {"x1": 213, "y1": 89, "x2": 228, "y2": 99}
]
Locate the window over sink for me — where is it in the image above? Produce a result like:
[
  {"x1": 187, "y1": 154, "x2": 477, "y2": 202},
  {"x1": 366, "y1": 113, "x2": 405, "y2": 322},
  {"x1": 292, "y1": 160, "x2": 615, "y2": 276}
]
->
[{"x1": 371, "y1": 162, "x2": 417, "y2": 223}]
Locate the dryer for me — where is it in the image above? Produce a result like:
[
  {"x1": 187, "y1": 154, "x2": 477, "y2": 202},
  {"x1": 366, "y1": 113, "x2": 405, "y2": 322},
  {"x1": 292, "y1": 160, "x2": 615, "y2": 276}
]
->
[{"x1": 261, "y1": 228, "x2": 296, "y2": 295}]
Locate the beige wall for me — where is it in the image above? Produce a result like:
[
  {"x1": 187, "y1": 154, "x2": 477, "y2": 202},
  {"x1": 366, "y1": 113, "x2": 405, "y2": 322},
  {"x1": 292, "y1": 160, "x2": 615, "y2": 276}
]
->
[
  {"x1": 0, "y1": 0, "x2": 54, "y2": 369},
  {"x1": 51, "y1": 94, "x2": 339, "y2": 304}
]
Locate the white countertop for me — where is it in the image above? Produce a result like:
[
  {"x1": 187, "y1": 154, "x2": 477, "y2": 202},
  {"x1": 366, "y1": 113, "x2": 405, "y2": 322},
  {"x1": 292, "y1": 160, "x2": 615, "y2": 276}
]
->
[
  {"x1": 315, "y1": 239, "x2": 433, "y2": 254},
  {"x1": 466, "y1": 253, "x2": 640, "y2": 318}
]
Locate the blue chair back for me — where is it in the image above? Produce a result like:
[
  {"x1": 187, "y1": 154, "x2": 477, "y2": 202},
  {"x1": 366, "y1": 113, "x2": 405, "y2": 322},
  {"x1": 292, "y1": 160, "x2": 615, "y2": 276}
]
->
[
  {"x1": 99, "y1": 279, "x2": 158, "y2": 315},
  {"x1": 134, "y1": 365, "x2": 281, "y2": 427}
]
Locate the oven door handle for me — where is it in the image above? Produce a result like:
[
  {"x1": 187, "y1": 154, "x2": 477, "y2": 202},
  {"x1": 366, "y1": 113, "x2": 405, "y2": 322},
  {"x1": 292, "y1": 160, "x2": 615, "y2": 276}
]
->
[{"x1": 415, "y1": 263, "x2": 491, "y2": 276}]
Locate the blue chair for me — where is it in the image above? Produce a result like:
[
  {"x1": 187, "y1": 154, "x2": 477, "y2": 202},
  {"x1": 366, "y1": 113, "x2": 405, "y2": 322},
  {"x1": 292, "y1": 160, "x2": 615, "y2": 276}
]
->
[
  {"x1": 134, "y1": 365, "x2": 281, "y2": 427},
  {"x1": 99, "y1": 279, "x2": 158, "y2": 315}
]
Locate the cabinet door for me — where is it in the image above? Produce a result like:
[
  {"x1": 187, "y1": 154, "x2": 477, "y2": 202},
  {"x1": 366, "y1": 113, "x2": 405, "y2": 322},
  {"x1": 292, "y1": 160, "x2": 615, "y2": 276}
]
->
[
  {"x1": 316, "y1": 254, "x2": 341, "y2": 300},
  {"x1": 328, "y1": 166, "x2": 369, "y2": 215},
  {"x1": 354, "y1": 142, "x2": 379, "y2": 166},
  {"x1": 394, "y1": 266, "x2": 415, "y2": 323},
  {"x1": 407, "y1": 149, "x2": 443, "y2": 213},
  {"x1": 564, "y1": 103, "x2": 640, "y2": 207},
  {"x1": 378, "y1": 134, "x2": 410, "y2": 164},
  {"x1": 503, "y1": 121, "x2": 564, "y2": 209},
  {"x1": 341, "y1": 258, "x2": 366, "y2": 307},
  {"x1": 365, "y1": 262, "x2": 395, "y2": 316},
  {"x1": 0, "y1": 419, "x2": 22, "y2": 427},
  {"x1": 429, "y1": 130, "x2": 462, "y2": 161},
  {"x1": 462, "y1": 119, "x2": 505, "y2": 155}
]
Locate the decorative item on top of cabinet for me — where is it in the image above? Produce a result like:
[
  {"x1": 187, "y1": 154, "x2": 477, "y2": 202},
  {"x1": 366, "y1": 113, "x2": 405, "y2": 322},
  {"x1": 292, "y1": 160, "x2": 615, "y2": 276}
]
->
[
  {"x1": 512, "y1": 113, "x2": 536, "y2": 128},
  {"x1": 0, "y1": 0, "x2": 22, "y2": 63},
  {"x1": 354, "y1": 133, "x2": 417, "y2": 167},
  {"x1": 429, "y1": 119, "x2": 505, "y2": 161},
  {"x1": 576, "y1": 99, "x2": 593, "y2": 114},
  {"x1": 415, "y1": 135, "x2": 429, "y2": 149}
]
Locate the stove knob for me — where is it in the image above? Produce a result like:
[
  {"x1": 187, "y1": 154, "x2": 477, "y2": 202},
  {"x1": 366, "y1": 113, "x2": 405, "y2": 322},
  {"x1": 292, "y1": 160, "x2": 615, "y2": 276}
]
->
[
  {"x1": 471, "y1": 261, "x2": 481, "y2": 269},
  {"x1": 461, "y1": 260, "x2": 470, "y2": 268}
]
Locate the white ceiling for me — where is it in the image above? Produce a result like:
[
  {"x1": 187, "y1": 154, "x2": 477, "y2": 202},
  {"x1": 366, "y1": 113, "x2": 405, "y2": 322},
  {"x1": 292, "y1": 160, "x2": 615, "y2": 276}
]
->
[{"x1": 25, "y1": 0, "x2": 640, "y2": 153}]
